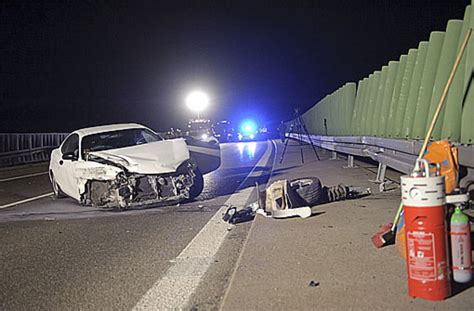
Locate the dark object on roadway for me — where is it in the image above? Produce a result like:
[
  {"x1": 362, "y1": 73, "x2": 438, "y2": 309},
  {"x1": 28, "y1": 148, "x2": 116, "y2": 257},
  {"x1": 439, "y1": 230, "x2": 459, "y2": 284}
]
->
[
  {"x1": 308, "y1": 280, "x2": 320, "y2": 287},
  {"x1": 223, "y1": 178, "x2": 370, "y2": 224},
  {"x1": 371, "y1": 222, "x2": 396, "y2": 248},
  {"x1": 223, "y1": 206, "x2": 255, "y2": 224},
  {"x1": 278, "y1": 121, "x2": 286, "y2": 143},
  {"x1": 371, "y1": 202, "x2": 403, "y2": 248},
  {"x1": 288, "y1": 177, "x2": 371, "y2": 208}
]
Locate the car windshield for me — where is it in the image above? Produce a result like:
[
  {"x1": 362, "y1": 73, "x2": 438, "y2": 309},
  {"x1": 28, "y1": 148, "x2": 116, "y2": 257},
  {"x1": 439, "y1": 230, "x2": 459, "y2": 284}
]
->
[{"x1": 81, "y1": 128, "x2": 162, "y2": 157}]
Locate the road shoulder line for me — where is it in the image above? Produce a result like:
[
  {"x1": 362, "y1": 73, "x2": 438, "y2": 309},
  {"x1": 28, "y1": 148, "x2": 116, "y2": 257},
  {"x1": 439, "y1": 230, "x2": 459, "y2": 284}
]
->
[
  {"x1": 133, "y1": 140, "x2": 274, "y2": 310},
  {"x1": 0, "y1": 192, "x2": 53, "y2": 210},
  {"x1": 0, "y1": 171, "x2": 49, "y2": 183}
]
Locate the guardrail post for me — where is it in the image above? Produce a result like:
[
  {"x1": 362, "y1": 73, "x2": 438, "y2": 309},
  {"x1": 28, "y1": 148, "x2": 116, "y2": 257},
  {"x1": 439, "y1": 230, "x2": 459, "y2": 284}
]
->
[
  {"x1": 344, "y1": 155, "x2": 356, "y2": 168},
  {"x1": 370, "y1": 162, "x2": 387, "y2": 183}
]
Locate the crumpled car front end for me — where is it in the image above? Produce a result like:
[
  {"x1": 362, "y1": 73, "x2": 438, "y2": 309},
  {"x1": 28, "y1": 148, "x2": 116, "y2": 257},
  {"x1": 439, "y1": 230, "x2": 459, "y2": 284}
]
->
[
  {"x1": 79, "y1": 161, "x2": 199, "y2": 209},
  {"x1": 77, "y1": 139, "x2": 202, "y2": 209}
]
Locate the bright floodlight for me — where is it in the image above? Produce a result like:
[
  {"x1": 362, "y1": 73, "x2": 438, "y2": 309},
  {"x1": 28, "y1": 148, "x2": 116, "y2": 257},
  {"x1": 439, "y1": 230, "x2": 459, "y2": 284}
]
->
[{"x1": 186, "y1": 91, "x2": 209, "y2": 114}]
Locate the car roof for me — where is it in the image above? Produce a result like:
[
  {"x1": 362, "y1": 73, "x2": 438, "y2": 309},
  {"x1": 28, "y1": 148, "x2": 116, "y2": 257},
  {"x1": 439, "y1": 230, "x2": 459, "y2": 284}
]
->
[{"x1": 74, "y1": 123, "x2": 147, "y2": 136}]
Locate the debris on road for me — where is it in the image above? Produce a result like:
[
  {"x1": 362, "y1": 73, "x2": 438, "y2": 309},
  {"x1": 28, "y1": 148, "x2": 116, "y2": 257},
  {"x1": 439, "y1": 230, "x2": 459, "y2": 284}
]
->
[
  {"x1": 223, "y1": 205, "x2": 256, "y2": 224},
  {"x1": 271, "y1": 207, "x2": 311, "y2": 219},
  {"x1": 223, "y1": 178, "x2": 371, "y2": 224},
  {"x1": 308, "y1": 280, "x2": 320, "y2": 287}
]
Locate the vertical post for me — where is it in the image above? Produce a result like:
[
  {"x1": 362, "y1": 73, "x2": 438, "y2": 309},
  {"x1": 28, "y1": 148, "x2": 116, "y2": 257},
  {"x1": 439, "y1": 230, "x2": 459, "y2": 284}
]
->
[
  {"x1": 376, "y1": 163, "x2": 387, "y2": 183},
  {"x1": 344, "y1": 155, "x2": 355, "y2": 168}
]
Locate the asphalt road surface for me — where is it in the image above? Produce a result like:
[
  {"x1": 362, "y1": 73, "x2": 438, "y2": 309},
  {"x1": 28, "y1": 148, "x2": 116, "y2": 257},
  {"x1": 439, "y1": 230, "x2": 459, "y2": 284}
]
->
[{"x1": 0, "y1": 141, "x2": 275, "y2": 310}]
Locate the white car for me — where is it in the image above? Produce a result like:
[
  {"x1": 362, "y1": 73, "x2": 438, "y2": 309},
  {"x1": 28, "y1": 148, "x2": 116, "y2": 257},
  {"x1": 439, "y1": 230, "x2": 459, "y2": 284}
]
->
[{"x1": 49, "y1": 123, "x2": 206, "y2": 209}]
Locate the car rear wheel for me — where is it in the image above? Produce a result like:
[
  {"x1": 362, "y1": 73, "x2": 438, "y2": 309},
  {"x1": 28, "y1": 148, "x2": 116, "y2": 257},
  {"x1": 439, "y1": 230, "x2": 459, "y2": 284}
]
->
[{"x1": 50, "y1": 172, "x2": 66, "y2": 198}]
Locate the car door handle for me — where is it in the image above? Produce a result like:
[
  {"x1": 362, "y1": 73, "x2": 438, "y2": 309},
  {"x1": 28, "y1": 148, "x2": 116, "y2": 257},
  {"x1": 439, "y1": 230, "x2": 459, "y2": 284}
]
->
[{"x1": 59, "y1": 160, "x2": 64, "y2": 165}]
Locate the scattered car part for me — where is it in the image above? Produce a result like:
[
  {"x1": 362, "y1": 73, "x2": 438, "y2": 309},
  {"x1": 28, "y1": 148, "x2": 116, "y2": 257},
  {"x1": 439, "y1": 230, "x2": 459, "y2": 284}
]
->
[
  {"x1": 289, "y1": 177, "x2": 371, "y2": 207},
  {"x1": 271, "y1": 207, "x2": 311, "y2": 219},
  {"x1": 223, "y1": 205, "x2": 256, "y2": 224},
  {"x1": 256, "y1": 181, "x2": 312, "y2": 219},
  {"x1": 289, "y1": 177, "x2": 323, "y2": 206},
  {"x1": 223, "y1": 178, "x2": 371, "y2": 224}
]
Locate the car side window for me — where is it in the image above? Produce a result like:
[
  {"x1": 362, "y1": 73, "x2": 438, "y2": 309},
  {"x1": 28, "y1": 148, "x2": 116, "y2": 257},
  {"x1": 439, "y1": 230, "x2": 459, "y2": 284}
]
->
[{"x1": 60, "y1": 134, "x2": 79, "y2": 157}]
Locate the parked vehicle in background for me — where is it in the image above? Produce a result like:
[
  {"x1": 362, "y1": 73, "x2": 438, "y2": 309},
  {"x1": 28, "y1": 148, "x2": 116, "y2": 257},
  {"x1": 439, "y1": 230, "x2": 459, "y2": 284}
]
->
[
  {"x1": 213, "y1": 120, "x2": 235, "y2": 143},
  {"x1": 185, "y1": 119, "x2": 219, "y2": 145},
  {"x1": 49, "y1": 123, "x2": 208, "y2": 209},
  {"x1": 237, "y1": 119, "x2": 259, "y2": 141}
]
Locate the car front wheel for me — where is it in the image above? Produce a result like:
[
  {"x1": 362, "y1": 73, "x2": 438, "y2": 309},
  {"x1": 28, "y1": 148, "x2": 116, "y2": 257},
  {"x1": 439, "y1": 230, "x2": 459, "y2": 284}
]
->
[
  {"x1": 189, "y1": 168, "x2": 204, "y2": 200},
  {"x1": 50, "y1": 172, "x2": 66, "y2": 198}
]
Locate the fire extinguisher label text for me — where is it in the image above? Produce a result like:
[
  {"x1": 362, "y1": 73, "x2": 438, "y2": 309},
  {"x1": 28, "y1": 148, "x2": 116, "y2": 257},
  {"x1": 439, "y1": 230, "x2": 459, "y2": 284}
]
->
[{"x1": 407, "y1": 231, "x2": 436, "y2": 281}]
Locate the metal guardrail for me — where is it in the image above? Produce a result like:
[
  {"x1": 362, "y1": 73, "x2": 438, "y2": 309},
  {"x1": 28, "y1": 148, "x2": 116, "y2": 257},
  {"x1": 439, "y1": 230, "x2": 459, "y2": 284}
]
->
[
  {"x1": 290, "y1": 133, "x2": 474, "y2": 189},
  {"x1": 0, "y1": 133, "x2": 68, "y2": 167},
  {"x1": 0, "y1": 131, "x2": 196, "y2": 167}
]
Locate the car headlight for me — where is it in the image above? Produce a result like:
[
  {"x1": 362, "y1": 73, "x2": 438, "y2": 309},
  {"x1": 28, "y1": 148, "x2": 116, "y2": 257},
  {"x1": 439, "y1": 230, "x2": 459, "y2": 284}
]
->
[{"x1": 201, "y1": 134, "x2": 208, "y2": 140}]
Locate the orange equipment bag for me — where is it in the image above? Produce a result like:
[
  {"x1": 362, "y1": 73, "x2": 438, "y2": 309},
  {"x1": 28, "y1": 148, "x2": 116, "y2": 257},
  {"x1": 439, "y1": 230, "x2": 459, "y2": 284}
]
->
[{"x1": 423, "y1": 140, "x2": 459, "y2": 194}]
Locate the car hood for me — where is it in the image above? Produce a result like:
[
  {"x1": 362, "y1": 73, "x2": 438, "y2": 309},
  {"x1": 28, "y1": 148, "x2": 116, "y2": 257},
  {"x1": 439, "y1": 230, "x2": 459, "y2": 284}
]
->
[{"x1": 89, "y1": 138, "x2": 190, "y2": 174}]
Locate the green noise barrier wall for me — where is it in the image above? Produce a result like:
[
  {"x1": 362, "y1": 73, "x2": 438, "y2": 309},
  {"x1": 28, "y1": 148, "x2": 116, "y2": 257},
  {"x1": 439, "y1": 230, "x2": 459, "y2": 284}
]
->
[
  {"x1": 442, "y1": 6, "x2": 471, "y2": 141},
  {"x1": 463, "y1": 4, "x2": 474, "y2": 144},
  {"x1": 301, "y1": 3, "x2": 474, "y2": 146}
]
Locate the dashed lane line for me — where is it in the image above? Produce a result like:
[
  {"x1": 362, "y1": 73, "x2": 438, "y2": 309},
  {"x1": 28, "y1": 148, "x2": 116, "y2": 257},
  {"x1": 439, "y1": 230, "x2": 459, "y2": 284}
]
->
[
  {"x1": 0, "y1": 192, "x2": 54, "y2": 210},
  {"x1": 0, "y1": 171, "x2": 49, "y2": 183},
  {"x1": 133, "y1": 140, "x2": 274, "y2": 310}
]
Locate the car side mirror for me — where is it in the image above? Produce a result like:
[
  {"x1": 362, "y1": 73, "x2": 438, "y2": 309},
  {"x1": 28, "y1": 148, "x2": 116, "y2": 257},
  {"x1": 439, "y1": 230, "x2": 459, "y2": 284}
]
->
[{"x1": 62, "y1": 152, "x2": 78, "y2": 161}]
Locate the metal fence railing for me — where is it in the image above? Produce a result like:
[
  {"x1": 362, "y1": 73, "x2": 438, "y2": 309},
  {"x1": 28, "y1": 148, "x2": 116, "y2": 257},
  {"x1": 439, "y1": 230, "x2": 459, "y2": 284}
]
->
[
  {"x1": 290, "y1": 133, "x2": 474, "y2": 191},
  {"x1": 0, "y1": 133, "x2": 68, "y2": 167}
]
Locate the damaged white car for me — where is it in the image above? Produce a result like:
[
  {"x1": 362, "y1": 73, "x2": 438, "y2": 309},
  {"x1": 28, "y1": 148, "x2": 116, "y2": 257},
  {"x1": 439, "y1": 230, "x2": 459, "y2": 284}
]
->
[{"x1": 49, "y1": 123, "x2": 212, "y2": 209}]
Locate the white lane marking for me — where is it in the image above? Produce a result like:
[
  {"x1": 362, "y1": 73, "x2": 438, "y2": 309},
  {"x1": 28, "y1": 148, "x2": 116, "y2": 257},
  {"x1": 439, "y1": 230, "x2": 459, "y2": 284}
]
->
[
  {"x1": 0, "y1": 192, "x2": 54, "y2": 210},
  {"x1": 133, "y1": 140, "x2": 274, "y2": 311},
  {"x1": 244, "y1": 142, "x2": 274, "y2": 178},
  {"x1": 0, "y1": 172, "x2": 49, "y2": 183},
  {"x1": 219, "y1": 139, "x2": 279, "y2": 308}
]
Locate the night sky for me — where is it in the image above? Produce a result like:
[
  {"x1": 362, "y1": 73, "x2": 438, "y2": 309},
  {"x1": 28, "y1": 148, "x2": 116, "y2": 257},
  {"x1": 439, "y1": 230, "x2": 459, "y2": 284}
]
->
[{"x1": 1, "y1": 0, "x2": 470, "y2": 133}]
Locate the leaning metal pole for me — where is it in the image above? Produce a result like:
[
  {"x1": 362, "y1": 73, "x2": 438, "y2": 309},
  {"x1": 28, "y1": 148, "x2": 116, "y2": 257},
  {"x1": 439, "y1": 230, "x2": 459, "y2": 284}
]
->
[
  {"x1": 279, "y1": 122, "x2": 294, "y2": 164},
  {"x1": 279, "y1": 108, "x2": 320, "y2": 164},
  {"x1": 298, "y1": 113, "x2": 320, "y2": 161},
  {"x1": 298, "y1": 117, "x2": 304, "y2": 163}
]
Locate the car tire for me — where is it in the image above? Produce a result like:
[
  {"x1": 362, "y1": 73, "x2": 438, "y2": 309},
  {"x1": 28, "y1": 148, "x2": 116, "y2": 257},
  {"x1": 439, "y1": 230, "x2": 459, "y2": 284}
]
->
[
  {"x1": 189, "y1": 168, "x2": 204, "y2": 200},
  {"x1": 289, "y1": 177, "x2": 323, "y2": 207},
  {"x1": 50, "y1": 172, "x2": 66, "y2": 198}
]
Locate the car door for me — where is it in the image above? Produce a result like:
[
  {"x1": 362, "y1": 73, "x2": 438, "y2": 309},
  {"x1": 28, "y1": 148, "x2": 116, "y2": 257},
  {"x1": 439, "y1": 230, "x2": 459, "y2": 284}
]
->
[{"x1": 56, "y1": 133, "x2": 81, "y2": 199}]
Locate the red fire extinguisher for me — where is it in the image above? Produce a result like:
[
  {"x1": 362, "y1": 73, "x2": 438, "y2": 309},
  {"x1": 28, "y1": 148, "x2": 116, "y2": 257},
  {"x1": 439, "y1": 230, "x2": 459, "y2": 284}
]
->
[
  {"x1": 401, "y1": 159, "x2": 451, "y2": 301},
  {"x1": 450, "y1": 206, "x2": 472, "y2": 283}
]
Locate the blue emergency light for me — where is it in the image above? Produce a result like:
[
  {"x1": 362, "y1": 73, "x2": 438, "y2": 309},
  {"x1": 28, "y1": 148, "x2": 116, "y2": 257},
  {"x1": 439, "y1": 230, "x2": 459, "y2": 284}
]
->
[{"x1": 240, "y1": 120, "x2": 257, "y2": 135}]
